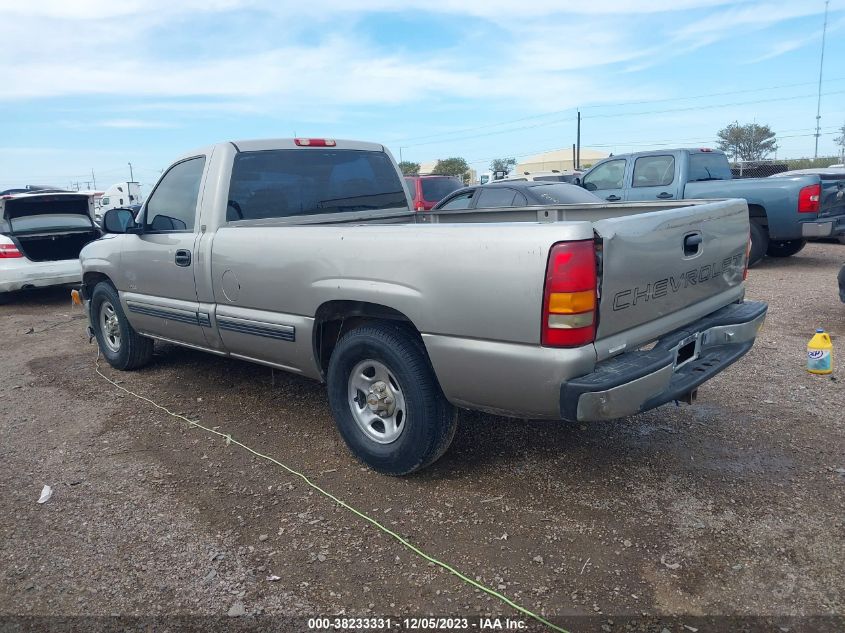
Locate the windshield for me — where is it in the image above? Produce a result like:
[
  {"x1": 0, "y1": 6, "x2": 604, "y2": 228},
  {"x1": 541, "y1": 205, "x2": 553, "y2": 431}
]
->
[
  {"x1": 420, "y1": 177, "x2": 462, "y2": 202},
  {"x1": 688, "y1": 153, "x2": 732, "y2": 182},
  {"x1": 227, "y1": 149, "x2": 408, "y2": 220},
  {"x1": 528, "y1": 183, "x2": 603, "y2": 204},
  {"x1": 10, "y1": 214, "x2": 94, "y2": 233}
]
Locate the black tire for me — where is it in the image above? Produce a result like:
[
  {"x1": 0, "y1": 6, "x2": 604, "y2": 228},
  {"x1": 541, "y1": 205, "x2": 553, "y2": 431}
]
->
[
  {"x1": 838, "y1": 265, "x2": 845, "y2": 303},
  {"x1": 90, "y1": 281, "x2": 154, "y2": 370},
  {"x1": 0, "y1": 292, "x2": 12, "y2": 305},
  {"x1": 748, "y1": 222, "x2": 769, "y2": 267},
  {"x1": 327, "y1": 323, "x2": 457, "y2": 475},
  {"x1": 766, "y1": 239, "x2": 807, "y2": 258}
]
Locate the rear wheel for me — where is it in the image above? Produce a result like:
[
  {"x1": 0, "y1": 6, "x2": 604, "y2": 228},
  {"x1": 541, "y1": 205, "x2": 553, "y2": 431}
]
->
[
  {"x1": 766, "y1": 239, "x2": 807, "y2": 258},
  {"x1": 0, "y1": 292, "x2": 11, "y2": 305},
  {"x1": 749, "y1": 222, "x2": 769, "y2": 267},
  {"x1": 327, "y1": 323, "x2": 457, "y2": 475},
  {"x1": 90, "y1": 281, "x2": 154, "y2": 370}
]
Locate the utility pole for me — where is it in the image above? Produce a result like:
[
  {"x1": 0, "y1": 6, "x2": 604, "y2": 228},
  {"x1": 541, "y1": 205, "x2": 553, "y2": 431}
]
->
[
  {"x1": 814, "y1": 0, "x2": 830, "y2": 159},
  {"x1": 91, "y1": 169, "x2": 96, "y2": 189},
  {"x1": 576, "y1": 109, "x2": 581, "y2": 170},
  {"x1": 128, "y1": 162, "x2": 134, "y2": 182}
]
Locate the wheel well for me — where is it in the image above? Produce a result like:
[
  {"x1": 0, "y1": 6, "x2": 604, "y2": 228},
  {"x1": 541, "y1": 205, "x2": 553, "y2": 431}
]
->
[
  {"x1": 82, "y1": 272, "x2": 112, "y2": 298},
  {"x1": 748, "y1": 204, "x2": 767, "y2": 228},
  {"x1": 313, "y1": 301, "x2": 419, "y2": 378}
]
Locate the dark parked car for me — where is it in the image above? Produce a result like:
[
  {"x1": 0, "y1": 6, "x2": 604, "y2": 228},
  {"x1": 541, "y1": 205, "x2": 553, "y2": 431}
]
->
[
  {"x1": 433, "y1": 180, "x2": 603, "y2": 211},
  {"x1": 404, "y1": 175, "x2": 463, "y2": 211}
]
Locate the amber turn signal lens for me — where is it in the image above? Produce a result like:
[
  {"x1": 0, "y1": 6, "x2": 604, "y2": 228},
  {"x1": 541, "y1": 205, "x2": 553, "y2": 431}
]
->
[{"x1": 548, "y1": 290, "x2": 596, "y2": 314}]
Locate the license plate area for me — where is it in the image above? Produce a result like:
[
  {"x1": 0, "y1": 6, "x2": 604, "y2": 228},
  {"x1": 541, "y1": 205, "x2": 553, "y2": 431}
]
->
[{"x1": 674, "y1": 334, "x2": 701, "y2": 369}]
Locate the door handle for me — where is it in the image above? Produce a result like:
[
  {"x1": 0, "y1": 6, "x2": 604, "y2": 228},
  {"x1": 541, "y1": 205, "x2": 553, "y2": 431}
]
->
[
  {"x1": 605, "y1": 194, "x2": 621, "y2": 201},
  {"x1": 175, "y1": 249, "x2": 192, "y2": 267},
  {"x1": 657, "y1": 192, "x2": 674, "y2": 199}
]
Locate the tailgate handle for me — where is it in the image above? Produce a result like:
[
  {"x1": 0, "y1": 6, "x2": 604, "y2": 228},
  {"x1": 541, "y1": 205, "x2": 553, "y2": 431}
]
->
[{"x1": 684, "y1": 233, "x2": 702, "y2": 257}]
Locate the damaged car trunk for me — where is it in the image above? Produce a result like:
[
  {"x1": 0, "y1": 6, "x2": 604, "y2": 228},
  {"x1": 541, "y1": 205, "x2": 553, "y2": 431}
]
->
[{"x1": 2, "y1": 194, "x2": 100, "y2": 261}]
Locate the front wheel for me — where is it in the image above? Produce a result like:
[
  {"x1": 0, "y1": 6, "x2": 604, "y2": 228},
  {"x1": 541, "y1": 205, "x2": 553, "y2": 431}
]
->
[
  {"x1": 90, "y1": 281, "x2": 154, "y2": 370},
  {"x1": 766, "y1": 239, "x2": 807, "y2": 258},
  {"x1": 327, "y1": 323, "x2": 457, "y2": 475}
]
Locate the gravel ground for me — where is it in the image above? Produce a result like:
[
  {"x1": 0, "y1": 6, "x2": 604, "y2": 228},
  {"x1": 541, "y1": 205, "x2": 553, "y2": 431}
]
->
[{"x1": 0, "y1": 242, "x2": 843, "y2": 633}]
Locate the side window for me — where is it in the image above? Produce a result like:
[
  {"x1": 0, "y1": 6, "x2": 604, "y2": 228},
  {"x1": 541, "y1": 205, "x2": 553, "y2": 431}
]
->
[
  {"x1": 513, "y1": 191, "x2": 528, "y2": 206},
  {"x1": 633, "y1": 155, "x2": 675, "y2": 188},
  {"x1": 475, "y1": 187, "x2": 517, "y2": 208},
  {"x1": 144, "y1": 156, "x2": 205, "y2": 232},
  {"x1": 582, "y1": 159, "x2": 626, "y2": 191},
  {"x1": 101, "y1": 197, "x2": 109, "y2": 205},
  {"x1": 439, "y1": 191, "x2": 474, "y2": 210}
]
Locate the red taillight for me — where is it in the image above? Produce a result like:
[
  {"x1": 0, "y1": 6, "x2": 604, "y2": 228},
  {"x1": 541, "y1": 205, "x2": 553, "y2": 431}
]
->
[
  {"x1": 415, "y1": 204, "x2": 424, "y2": 211},
  {"x1": 542, "y1": 240, "x2": 597, "y2": 347},
  {"x1": 0, "y1": 242, "x2": 23, "y2": 258},
  {"x1": 798, "y1": 183, "x2": 820, "y2": 213},
  {"x1": 699, "y1": 148, "x2": 713, "y2": 152},
  {"x1": 294, "y1": 138, "x2": 336, "y2": 147}
]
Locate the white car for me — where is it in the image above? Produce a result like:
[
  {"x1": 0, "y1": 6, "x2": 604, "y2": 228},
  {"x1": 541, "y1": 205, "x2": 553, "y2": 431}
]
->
[
  {"x1": 500, "y1": 169, "x2": 583, "y2": 184},
  {"x1": 0, "y1": 191, "x2": 100, "y2": 302}
]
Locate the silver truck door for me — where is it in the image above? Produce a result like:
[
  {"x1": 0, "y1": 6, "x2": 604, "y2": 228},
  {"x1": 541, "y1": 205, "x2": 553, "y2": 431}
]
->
[
  {"x1": 119, "y1": 155, "x2": 212, "y2": 348},
  {"x1": 582, "y1": 158, "x2": 628, "y2": 202},
  {"x1": 625, "y1": 154, "x2": 679, "y2": 202}
]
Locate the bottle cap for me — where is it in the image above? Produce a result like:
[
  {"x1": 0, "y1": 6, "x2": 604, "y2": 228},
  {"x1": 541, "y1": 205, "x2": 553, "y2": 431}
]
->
[{"x1": 816, "y1": 328, "x2": 825, "y2": 333}]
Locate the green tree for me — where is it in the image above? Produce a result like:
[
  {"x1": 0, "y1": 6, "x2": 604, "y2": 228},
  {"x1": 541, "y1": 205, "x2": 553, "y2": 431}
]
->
[
  {"x1": 432, "y1": 157, "x2": 470, "y2": 182},
  {"x1": 397, "y1": 161, "x2": 420, "y2": 176},
  {"x1": 716, "y1": 122, "x2": 778, "y2": 161},
  {"x1": 489, "y1": 157, "x2": 516, "y2": 174}
]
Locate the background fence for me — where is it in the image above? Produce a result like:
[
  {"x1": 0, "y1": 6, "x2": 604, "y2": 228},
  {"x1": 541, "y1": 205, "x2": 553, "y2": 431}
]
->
[{"x1": 731, "y1": 156, "x2": 843, "y2": 178}]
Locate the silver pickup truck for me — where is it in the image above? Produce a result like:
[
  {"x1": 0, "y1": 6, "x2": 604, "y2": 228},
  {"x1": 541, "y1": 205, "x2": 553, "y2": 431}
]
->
[{"x1": 80, "y1": 138, "x2": 767, "y2": 475}]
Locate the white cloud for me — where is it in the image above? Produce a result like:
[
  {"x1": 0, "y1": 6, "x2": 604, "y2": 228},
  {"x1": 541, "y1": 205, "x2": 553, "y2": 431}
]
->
[{"x1": 0, "y1": 0, "x2": 840, "y2": 121}]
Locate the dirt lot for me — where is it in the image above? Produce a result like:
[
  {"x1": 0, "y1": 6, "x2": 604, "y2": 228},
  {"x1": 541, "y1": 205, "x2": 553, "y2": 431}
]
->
[{"x1": 1, "y1": 243, "x2": 843, "y2": 632}]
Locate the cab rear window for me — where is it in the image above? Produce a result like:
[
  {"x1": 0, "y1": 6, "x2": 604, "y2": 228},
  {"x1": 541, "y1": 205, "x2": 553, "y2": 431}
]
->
[
  {"x1": 227, "y1": 149, "x2": 407, "y2": 221},
  {"x1": 420, "y1": 177, "x2": 462, "y2": 202},
  {"x1": 688, "y1": 153, "x2": 731, "y2": 182}
]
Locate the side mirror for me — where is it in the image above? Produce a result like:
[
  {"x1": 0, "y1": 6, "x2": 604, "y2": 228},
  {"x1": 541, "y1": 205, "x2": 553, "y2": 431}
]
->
[{"x1": 102, "y1": 208, "x2": 139, "y2": 234}]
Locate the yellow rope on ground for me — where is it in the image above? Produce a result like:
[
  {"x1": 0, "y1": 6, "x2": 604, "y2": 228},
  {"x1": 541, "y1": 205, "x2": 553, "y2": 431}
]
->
[{"x1": 95, "y1": 356, "x2": 568, "y2": 633}]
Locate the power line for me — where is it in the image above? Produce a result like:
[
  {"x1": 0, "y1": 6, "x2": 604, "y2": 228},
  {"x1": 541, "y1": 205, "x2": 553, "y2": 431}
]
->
[
  {"x1": 465, "y1": 128, "x2": 842, "y2": 165},
  {"x1": 399, "y1": 89, "x2": 845, "y2": 149},
  {"x1": 585, "y1": 89, "x2": 845, "y2": 120},
  {"x1": 389, "y1": 76, "x2": 845, "y2": 146}
]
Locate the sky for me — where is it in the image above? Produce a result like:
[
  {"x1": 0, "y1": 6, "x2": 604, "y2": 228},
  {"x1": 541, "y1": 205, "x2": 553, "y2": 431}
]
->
[{"x1": 1, "y1": 0, "x2": 844, "y2": 192}]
